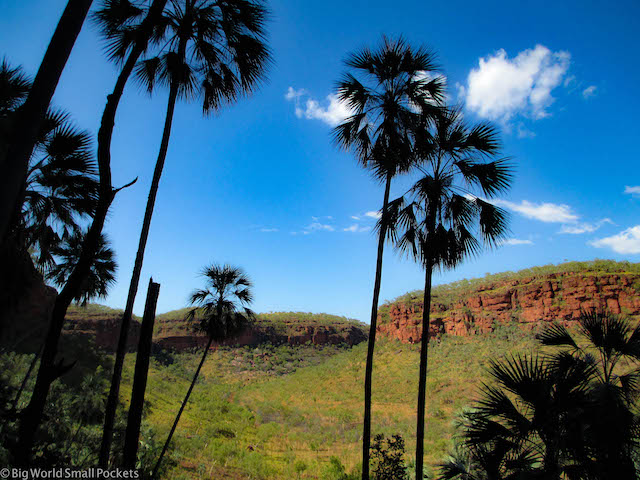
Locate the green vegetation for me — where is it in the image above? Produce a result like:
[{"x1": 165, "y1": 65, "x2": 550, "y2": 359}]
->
[{"x1": 111, "y1": 325, "x2": 537, "y2": 479}]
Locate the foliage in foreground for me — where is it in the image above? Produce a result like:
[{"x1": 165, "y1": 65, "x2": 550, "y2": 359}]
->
[{"x1": 440, "y1": 311, "x2": 640, "y2": 480}]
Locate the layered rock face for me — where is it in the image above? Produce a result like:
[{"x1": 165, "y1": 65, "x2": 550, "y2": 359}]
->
[{"x1": 377, "y1": 272, "x2": 640, "y2": 343}]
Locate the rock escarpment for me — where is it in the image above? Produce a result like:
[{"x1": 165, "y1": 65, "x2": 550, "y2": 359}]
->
[
  {"x1": 377, "y1": 266, "x2": 640, "y2": 344},
  {"x1": 61, "y1": 308, "x2": 367, "y2": 352}
]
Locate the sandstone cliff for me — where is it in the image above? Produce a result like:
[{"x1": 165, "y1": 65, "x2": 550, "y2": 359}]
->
[{"x1": 377, "y1": 262, "x2": 640, "y2": 344}]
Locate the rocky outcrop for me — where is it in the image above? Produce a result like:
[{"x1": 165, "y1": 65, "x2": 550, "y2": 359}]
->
[
  {"x1": 154, "y1": 322, "x2": 368, "y2": 352},
  {"x1": 60, "y1": 310, "x2": 368, "y2": 352},
  {"x1": 377, "y1": 272, "x2": 640, "y2": 343}
]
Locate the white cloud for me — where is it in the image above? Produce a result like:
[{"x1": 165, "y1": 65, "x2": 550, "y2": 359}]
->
[
  {"x1": 305, "y1": 222, "x2": 334, "y2": 233},
  {"x1": 494, "y1": 199, "x2": 578, "y2": 223},
  {"x1": 285, "y1": 87, "x2": 305, "y2": 101},
  {"x1": 559, "y1": 218, "x2": 612, "y2": 235},
  {"x1": 582, "y1": 85, "x2": 597, "y2": 99},
  {"x1": 364, "y1": 211, "x2": 381, "y2": 219},
  {"x1": 464, "y1": 45, "x2": 571, "y2": 122},
  {"x1": 260, "y1": 227, "x2": 279, "y2": 233},
  {"x1": 624, "y1": 186, "x2": 640, "y2": 197},
  {"x1": 343, "y1": 224, "x2": 371, "y2": 233},
  {"x1": 351, "y1": 215, "x2": 361, "y2": 220},
  {"x1": 285, "y1": 87, "x2": 353, "y2": 127},
  {"x1": 501, "y1": 238, "x2": 534, "y2": 246},
  {"x1": 590, "y1": 226, "x2": 640, "y2": 254}
]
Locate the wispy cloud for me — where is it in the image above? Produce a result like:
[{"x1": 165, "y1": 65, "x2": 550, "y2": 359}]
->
[
  {"x1": 559, "y1": 218, "x2": 612, "y2": 235},
  {"x1": 285, "y1": 87, "x2": 353, "y2": 127},
  {"x1": 624, "y1": 186, "x2": 640, "y2": 197},
  {"x1": 344, "y1": 224, "x2": 371, "y2": 233},
  {"x1": 364, "y1": 211, "x2": 381, "y2": 219},
  {"x1": 494, "y1": 199, "x2": 578, "y2": 223},
  {"x1": 462, "y1": 45, "x2": 571, "y2": 123},
  {"x1": 590, "y1": 226, "x2": 640, "y2": 254},
  {"x1": 582, "y1": 85, "x2": 597, "y2": 99},
  {"x1": 500, "y1": 238, "x2": 534, "y2": 246},
  {"x1": 259, "y1": 227, "x2": 279, "y2": 233}
]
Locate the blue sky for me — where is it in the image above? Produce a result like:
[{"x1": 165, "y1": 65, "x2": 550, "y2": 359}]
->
[{"x1": 2, "y1": 0, "x2": 640, "y2": 321}]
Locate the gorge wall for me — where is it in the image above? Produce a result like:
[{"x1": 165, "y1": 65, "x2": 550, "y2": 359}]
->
[
  {"x1": 377, "y1": 269, "x2": 640, "y2": 344},
  {"x1": 62, "y1": 309, "x2": 368, "y2": 352}
]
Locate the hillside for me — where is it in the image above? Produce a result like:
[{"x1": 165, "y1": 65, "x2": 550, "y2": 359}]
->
[
  {"x1": 378, "y1": 259, "x2": 640, "y2": 343},
  {"x1": 62, "y1": 306, "x2": 368, "y2": 351},
  {"x1": 118, "y1": 325, "x2": 537, "y2": 479}
]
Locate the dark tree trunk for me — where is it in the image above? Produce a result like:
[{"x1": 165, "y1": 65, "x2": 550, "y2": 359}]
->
[
  {"x1": 151, "y1": 336, "x2": 214, "y2": 479},
  {"x1": 100, "y1": 70, "x2": 181, "y2": 467},
  {"x1": 122, "y1": 278, "x2": 160, "y2": 469},
  {"x1": 0, "y1": 0, "x2": 93, "y2": 245},
  {"x1": 361, "y1": 173, "x2": 392, "y2": 480},
  {"x1": 12, "y1": 345, "x2": 42, "y2": 411},
  {"x1": 415, "y1": 256, "x2": 433, "y2": 480},
  {"x1": 14, "y1": 0, "x2": 168, "y2": 463}
]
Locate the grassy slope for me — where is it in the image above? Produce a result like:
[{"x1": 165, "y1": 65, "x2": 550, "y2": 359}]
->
[{"x1": 120, "y1": 326, "x2": 538, "y2": 479}]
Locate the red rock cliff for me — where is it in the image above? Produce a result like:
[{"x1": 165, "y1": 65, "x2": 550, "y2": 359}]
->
[{"x1": 377, "y1": 272, "x2": 640, "y2": 343}]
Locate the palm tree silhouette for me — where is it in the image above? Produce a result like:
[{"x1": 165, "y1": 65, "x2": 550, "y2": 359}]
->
[
  {"x1": 386, "y1": 107, "x2": 511, "y2": 479},
  {"x1": 151, "y1": 263, "x2": 255, "y2": 478},
  {"x1": 16, "y1": 0, "x2": 170, "y2": 463},
  {"x1": 538, "y1": 310, "x2": 640, "y2": 478},
  {"x1": 332, "y1": 36, "x2": 444, "y2": 479},
  {"x1": 442, "y1": 311, "x2": 640, "y2": 479},
  {"x1": 46, "y1": 231, "x2": 117, "y2": 306},
  {"x1": 0, "y1": 0, "x2": 93, "y2": 245},
  {"x1": 0, "y1": 60, "x2": 99, "y2": 269},
  {"x1": 101, "y1": 0, "x2": 271, "y2": 463}
]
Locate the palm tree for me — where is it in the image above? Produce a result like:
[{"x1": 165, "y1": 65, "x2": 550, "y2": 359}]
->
[
  {"x1": 46, "y1": 231, "x2": 117, "y2": 306},
  {"x1": 386, "y1": 107, "x2": 511, "y2": 479},
  {"x1": 151, "y1": 263, "x2": 254, "y2": 478},
  {"x1": 442, "y1": 353, "x2": 594, "y2": 480},
  {"x1": 0, "y1": 60, "x2": 98, "y2": 269},
  {"x1": 15, "y1": 0, "x2": 169, "y2": 463},
  {"x1": 443, "y1": 311, "x2": 640, "y2": 480},
  {"x1": 100, "y1": 0, "x2": 271, "y2": 464},
  {"x1": 0, "y1": 0, "x2": 93, "y2": 245},
  {"x1": 538, "y1": 310, "x2": 640, "y2": 477},
  {"x1": 332, "y1": 36, "x2": 444, "y2": 479}
]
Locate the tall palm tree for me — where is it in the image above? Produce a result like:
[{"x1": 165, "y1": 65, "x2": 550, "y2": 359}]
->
[
  {"x1": 386, "y1": 107, "x2": 511, "y2": 479},
  {"x1": 15, "y1": 0, "x2": 169, "y2": 463},
  {"x1": 332, "y1": 36, "x2": 444, "y2": 479},
  {"x1": 0, "y1": 0, "x2": 93, "y2": 245},
  {"x1": 151, "y1": 263, "x2": 254, "y2": 478},
  {"x1": 100, "y1": 0, "x2": 271, "y2": 464}
]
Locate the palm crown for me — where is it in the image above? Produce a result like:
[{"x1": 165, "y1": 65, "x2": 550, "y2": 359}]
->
[
  {"x1": 0, "y1": 60, "x2": 99, "y2": 269},
  {"x1": 333, "y1": 36, "x2": 445, "y2": 179},
  {"x1": 133, "y1": 0, "x2": 271, "y2": 110},
  {"x1": 385, "y1": 107, "x2": 511, "y2": 270},
  {"x1": 46, "y1": 231, "x2": 117, "y2": 306},
  {"x1": 187, "y1": 263, "x2": 255, "y2": 342}
]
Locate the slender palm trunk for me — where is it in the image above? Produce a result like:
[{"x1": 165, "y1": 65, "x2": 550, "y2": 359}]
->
[
  {"x1": 14, "y1": 1, "x2": 168, "y2": 463},
  {"x1": 123, "y1": 279, "x2": 160, "y2": 469},
  {"x1": 361, "y1": 174, "x2": 392, "y2": 480},
  {"x1": 415, "y1": 257, "x2": 433, "y2": 480},
  {"x1": 0, "y1": 0, "x2": 93, "y2": 245},
  {"x1": 152, "y1": 336, "x2": 214, "y2": 479},
  {"x1": 99, "y1": 73, "x2": 180, "y2": 467}
]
